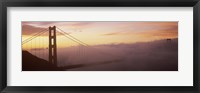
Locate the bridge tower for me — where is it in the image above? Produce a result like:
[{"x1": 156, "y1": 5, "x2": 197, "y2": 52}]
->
[{"x1": 49, "y1": 26, "x2": 57, "y2": 67}]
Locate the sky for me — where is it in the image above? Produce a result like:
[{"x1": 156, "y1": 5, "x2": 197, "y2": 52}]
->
[{"x1": 22, "y1": 21, "x2": 178, "y2": 49}]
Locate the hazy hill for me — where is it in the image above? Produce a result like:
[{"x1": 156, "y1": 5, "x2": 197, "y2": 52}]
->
[
  {"x1": 63, "y1": 38, "x2": 178, "y2": 71},
  {"x1": 22, "y1": 51, "x2": 64, "y2": 71}
]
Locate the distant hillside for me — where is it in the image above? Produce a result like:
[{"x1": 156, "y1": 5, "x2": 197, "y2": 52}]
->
[
  {"x1": 65, "y1": 38, "x2": 178, "y2": 71},
  {"x1": 22, "y1": 51, "x2": 64, "y2": 71}
]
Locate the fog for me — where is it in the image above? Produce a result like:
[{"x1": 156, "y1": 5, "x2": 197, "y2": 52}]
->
[{"x1": 31, "y1": 38, "x2": 178, "y2": 71}]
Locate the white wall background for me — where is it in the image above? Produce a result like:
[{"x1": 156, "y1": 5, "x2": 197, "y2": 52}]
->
[{"x1": 7, "y1": 7, "x2": 193, "y2": 86}]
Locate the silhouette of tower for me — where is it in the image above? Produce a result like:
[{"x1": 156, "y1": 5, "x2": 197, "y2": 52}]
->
[{"x1": 49, "y1": 26, "x2": 57, "y2": 66}]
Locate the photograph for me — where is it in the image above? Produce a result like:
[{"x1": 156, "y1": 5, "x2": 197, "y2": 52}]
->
[
  {"x1": 22, "y1": 21, "x2": 178, "y2": 71},
  {"x1": 2, "y1": 0, "x2": 199, "y2": 92}
]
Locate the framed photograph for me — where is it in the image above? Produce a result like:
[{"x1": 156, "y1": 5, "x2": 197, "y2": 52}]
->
[{"x1": 0, "y1": 0, "x2": 199, "y2": 93}]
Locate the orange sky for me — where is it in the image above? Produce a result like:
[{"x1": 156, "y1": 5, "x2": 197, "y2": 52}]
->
[{"x1": 22, "y1": 22, "x2": 178, "y2": 49}]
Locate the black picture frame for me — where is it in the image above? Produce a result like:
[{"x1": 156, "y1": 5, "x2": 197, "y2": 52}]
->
[{"x1": 0, "y1": 0, "x2": 199, "y2": 93}]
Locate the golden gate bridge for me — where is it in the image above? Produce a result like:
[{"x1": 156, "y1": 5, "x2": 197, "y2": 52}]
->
[{"x1": 22, "y1": 26, "x2": 123, "y2": 69}]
